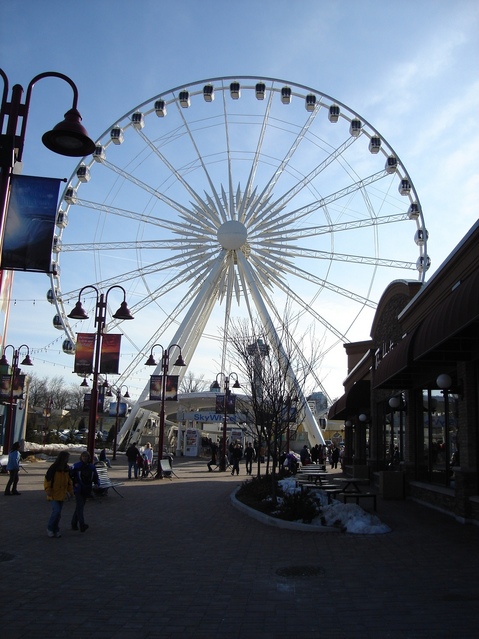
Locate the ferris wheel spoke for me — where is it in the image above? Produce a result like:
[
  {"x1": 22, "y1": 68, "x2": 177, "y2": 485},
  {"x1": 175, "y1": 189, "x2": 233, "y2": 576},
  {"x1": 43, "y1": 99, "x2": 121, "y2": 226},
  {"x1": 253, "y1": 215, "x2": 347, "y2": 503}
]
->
[
  {"x1": 255, "y1": 212, "x2": 409, "y2": 243},
  {"x1": 171, "y1": 89, "x2": 227, "y2": 223},
  {"x1": 59, "y1": 238, "x2": 204, "y2": 253},
  {"x1": 248, "y1": 249, "x2": 376, "y2": 309},
  {"x1": 134, "y1": 128, "x2": 216, "y2": 218},
  {"x1": 241, "y1": 89, "x2": 275, "y2": 219},
  {"x1": 71, "y1": 197, "x2": 188, "y2": 233},
  {"x1": 270, "y1": 245, "x2": 417, "y2": 271},
  {"x1": 272, "y1": 278, "x2": 353, "y2": 344},
  {"x1": 250, "y1": 168, "x2": 389, "y2": 235},
  {"x1": 255, "y1": 103, "x2": 319, "y2": 206},
  {"x1": 63, "y1": 247, "x2": 212, "y2": 305},
  {"x1": 99, "y1": 159, "x2": 196, "y2": 219},
  {"x1": 259, "y1": 135, "x2": 357, "y2": 227}
]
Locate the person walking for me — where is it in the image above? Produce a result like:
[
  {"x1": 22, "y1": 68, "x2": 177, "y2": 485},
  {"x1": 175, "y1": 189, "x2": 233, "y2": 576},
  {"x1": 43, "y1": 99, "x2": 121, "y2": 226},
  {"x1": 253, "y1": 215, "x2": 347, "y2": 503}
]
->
[
  {"x1": 207, "y1": 441, "x2": 218, "y2": 471},
  {"x1": 331, "y1": 446, "x2": 340, "y2": 469},
  {"x1": 70, "y1": 451, "x2": 99, "y2": 533},
  {"x1": 231, "y1": 443, "x2": 242, "y2": 476},
  {"x1": 44, "y1": 451, "x2": 73, "y2": 538},
  {"x1": 126, "y1": 442, "x2": 140, "y2": 479},
  {"x1": 244, "y1": 442, "x2": 255, "y2": 475},
  {"x1": 4, "y1": 441, "x2": 22, "y2": 496},
  {"x1": 141, "y1": 442, "x2": 153, "y2": 477}
]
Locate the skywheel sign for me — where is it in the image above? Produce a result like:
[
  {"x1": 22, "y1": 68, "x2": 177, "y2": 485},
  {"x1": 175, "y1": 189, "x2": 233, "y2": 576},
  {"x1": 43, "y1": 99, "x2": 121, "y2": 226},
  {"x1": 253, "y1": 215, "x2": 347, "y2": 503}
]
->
[{"x1": 177, "y1": 411, "x2": 247, "y2": 423}]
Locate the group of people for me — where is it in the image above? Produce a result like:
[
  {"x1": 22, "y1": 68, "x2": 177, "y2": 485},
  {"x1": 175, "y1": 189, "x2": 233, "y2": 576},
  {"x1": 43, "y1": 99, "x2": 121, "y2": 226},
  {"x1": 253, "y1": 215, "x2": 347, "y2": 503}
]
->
[
  {"x1": 4, "y1": 443, "x2": 105, "y2": 538},
  {"x1": 299, "y1": 443, "x2": 344, "y2": 469},
  {"x1": 206, "y1": 440, "x2": 257, "y2": 475},
  {"x1": 3, "y1": 438, "x2": 158, "y2": 539},
  {"x1": 43, "y1": 449, "x2": 100, "y2": 538},
  {"x1": 125, "y1": 442, "x2": 154, "y2": 479}
]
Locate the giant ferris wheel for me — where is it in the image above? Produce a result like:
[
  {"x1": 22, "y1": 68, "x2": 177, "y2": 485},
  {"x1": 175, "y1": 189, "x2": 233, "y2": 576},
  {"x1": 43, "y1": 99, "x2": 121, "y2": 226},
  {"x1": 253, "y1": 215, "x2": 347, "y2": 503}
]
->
[{"x1": 48, "y1": 76, "x2": 429, "y2": 445}]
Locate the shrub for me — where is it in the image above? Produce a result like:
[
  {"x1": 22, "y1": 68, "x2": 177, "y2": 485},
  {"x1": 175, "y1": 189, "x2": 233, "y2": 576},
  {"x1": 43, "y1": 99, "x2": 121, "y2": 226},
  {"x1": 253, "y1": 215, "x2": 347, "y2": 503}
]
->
[
  {"x1": 236, "y1": 475, "x2": 322, "y2": 523},
  {"x1": 275, "y1": 490, "x2": 320, "y2": 523}
]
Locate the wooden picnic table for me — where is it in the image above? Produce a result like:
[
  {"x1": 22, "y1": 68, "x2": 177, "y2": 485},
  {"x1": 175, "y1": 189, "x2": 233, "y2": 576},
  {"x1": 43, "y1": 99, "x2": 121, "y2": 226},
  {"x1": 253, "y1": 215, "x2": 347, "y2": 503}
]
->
[{"x1": 332, "y1": 477, "x2": 370, "y2": 493}]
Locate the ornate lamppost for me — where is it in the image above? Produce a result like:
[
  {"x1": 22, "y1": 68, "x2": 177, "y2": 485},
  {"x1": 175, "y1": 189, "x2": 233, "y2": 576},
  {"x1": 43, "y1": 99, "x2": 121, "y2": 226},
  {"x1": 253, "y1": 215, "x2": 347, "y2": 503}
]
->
[
  {"x1": 211, "y1": 372, "x2": 240, "y2": 471},
  {"x1": 0, "y1": 344, "x2": 33, "y2": 453},
  {"x1": 0, "y1": 68, "x2": 95, "y2": 262},
  {"x1": 68, "y1": 285, "x2": 133, "y2": 460},
  {"x1": 145, "y1": 344, "x2": 185, "y2": 477}
]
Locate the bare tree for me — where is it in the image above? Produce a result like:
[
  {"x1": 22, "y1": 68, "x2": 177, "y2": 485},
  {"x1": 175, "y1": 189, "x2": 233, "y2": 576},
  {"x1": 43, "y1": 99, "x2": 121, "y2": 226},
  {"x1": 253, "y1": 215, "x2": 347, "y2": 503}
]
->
[
  {"x1": 180, "y1": 370, "x2": 209, "y2": 393},
  {"x1": 227, "y1": 311, "x2": 323, "y2": 503}
]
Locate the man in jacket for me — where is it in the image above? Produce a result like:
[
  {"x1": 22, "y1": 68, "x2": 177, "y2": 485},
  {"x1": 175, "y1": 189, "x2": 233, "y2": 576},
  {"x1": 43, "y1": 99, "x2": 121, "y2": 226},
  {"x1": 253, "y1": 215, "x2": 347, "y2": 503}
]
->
[{"x1": 70, "y1": 451, "x2": 99, "y2": 532}]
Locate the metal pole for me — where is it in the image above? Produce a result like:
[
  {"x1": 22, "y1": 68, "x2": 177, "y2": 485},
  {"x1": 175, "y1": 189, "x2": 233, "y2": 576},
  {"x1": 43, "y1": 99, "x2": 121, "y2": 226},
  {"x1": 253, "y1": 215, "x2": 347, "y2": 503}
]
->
[
  {"x1": 0, "y1": 81, "x2": 23, "y2": 267},
  {"x1": 220, "y1": 376, "x2": 229, "y2": 472},
  {"x1": 156, "y1": 349, "x2": 168, "y2": 478},
  {"x1": 87, "y1": 294, "x2": 105, "y2": 461},
  {"x1": 113, "y1": 390, "x2": 120, "y2": 461},
  {"x1": 3, "y1": 349, "x2": 19, "y2": 454}
]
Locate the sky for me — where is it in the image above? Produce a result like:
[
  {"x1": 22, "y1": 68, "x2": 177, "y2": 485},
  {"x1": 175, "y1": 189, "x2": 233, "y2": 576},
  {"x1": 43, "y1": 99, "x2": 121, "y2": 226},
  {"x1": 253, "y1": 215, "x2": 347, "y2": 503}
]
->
[{"x1": 1, "y1": 0, "x2": 478, "y2": 406}]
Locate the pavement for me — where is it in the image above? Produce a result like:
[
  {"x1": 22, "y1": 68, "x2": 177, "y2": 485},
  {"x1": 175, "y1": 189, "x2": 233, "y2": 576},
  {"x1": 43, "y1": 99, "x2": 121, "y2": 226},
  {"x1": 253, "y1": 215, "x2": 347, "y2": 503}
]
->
[{"x1": 1, "y1": 452, "x2": 478, "y2": 639}]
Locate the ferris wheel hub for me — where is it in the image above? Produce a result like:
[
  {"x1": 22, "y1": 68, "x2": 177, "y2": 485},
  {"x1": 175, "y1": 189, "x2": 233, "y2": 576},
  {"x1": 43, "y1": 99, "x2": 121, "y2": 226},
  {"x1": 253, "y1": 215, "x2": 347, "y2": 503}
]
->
[{"x1": 217, "y1": 220, "x2": 247, "y2": 250}]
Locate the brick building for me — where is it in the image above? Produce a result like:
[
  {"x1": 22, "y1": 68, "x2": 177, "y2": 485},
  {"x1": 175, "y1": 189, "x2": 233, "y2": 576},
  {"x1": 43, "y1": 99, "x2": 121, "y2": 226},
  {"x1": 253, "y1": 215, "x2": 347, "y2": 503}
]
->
[{"x1": 329, "y1": 219, "x2": 479, "y2": 524}]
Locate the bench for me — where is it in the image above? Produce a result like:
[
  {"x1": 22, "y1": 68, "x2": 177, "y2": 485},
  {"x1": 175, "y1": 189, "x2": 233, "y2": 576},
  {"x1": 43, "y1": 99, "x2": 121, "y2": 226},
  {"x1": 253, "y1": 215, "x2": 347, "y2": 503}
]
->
[
  {"x1": 94, "y1": 463, "x2": 124, "y2": 497},
  {"x1": 340, "y1": 491, "x2": 377, "y2": 510}
]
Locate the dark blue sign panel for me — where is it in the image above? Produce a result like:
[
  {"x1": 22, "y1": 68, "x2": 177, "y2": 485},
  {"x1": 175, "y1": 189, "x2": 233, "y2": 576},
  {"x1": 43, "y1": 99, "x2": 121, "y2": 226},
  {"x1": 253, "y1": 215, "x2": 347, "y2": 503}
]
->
[{"x1": 1, "y1": 175, "x2": 61, "y2": 272}]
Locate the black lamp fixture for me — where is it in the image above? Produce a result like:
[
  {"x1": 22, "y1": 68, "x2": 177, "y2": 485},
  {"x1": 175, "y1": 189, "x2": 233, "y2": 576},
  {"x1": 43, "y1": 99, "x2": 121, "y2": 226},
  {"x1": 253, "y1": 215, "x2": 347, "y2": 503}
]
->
[{"x1": 42, "y1": 107, "x2": 95, "y2": 157}]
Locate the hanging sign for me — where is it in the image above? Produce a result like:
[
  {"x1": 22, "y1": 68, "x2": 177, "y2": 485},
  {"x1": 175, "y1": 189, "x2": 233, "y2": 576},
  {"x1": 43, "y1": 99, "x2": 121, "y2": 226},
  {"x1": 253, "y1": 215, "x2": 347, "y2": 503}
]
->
[
  {"x1": 100, "y1": 334, "x2": 122, "y2": 374},
  {"x1": 74, "y1": 333, "x2": 95, "y2": 375},
  {"x1": 1, "y1": 175, "x2": 62, "y2": 272}
]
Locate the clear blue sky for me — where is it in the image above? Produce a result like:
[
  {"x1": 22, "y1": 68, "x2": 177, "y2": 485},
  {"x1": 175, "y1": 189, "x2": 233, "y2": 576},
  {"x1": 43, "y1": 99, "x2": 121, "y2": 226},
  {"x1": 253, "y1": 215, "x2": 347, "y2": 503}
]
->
[{"x1": 1, "y1": 0, "x2": 478, "y2": 402}]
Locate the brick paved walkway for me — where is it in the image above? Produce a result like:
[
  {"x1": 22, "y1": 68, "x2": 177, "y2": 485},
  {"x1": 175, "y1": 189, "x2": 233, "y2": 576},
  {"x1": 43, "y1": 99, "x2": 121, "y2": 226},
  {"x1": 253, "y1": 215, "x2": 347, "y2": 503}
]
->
[{"x1": 1, "y1": 453, "x2": 478, "y2": 638}]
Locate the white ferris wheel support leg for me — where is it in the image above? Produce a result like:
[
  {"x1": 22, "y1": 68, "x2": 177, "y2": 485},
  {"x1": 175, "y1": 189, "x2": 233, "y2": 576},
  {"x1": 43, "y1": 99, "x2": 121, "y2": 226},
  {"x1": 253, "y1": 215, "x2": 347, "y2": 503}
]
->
[{"x1": 235, "y1": 251, "x2": 325, "y2": 447}]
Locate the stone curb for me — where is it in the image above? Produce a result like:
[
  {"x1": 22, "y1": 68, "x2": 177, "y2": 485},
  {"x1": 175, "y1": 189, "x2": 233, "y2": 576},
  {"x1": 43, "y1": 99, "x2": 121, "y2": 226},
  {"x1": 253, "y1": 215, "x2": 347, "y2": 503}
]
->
[{"x1": 230, "y1": 486, "x2": 341, "y2": 533}]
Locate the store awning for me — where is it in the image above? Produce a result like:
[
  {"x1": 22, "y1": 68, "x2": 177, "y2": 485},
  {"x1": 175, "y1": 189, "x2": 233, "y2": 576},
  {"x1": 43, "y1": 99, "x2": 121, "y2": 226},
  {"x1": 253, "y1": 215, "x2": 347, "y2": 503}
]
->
[
  {"x1": 413, "y1": 269, "x2": 479, "y2": 362},
  {"x1": 373, "y1": 330, "x2": 416, "y2": 389},
  {"x1": 328, "y1": 380, "x2": 370, "y2": 420}
]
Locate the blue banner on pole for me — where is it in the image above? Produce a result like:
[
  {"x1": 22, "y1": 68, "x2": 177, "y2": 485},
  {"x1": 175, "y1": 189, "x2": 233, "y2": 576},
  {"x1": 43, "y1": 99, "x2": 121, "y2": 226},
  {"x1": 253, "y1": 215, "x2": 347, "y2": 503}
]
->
[{"x1": 1, "y1": 174, "x2": 61, "y2": 272}]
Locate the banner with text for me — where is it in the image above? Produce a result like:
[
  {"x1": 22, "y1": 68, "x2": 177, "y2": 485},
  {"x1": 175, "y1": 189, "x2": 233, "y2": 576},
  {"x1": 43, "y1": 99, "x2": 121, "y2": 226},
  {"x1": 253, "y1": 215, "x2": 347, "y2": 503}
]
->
[
  {"x1": 74, "y1": 333, "x2": 95, "y2": 375},
  {"x1": 100, "y1": 333, "x2": 122, "y2": 374}
]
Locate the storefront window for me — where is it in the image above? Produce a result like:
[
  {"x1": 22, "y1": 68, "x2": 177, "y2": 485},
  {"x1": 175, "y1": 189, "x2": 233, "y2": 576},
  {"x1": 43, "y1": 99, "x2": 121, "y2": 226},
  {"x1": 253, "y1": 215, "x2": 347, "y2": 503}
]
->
[{"x1": 423, "y1": 388, "x2": 458, "y2": 486}]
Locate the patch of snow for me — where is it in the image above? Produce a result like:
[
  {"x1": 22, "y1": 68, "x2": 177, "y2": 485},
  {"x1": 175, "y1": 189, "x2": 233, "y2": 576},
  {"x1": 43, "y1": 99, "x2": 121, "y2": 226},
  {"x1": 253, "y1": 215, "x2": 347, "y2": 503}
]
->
[{"x1": 278, "y1": 476, "x2": 391, "y2": 535}]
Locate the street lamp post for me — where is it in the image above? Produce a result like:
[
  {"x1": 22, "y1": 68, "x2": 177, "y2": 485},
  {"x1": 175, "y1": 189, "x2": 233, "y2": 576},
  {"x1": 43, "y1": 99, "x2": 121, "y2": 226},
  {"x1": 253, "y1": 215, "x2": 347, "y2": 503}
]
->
[
  {"x1": 145, "y1": 344, "x2": 185, "y2": 476},
  {"x1": 113, "y1": 385, "x2": 130, "y2": 461},
  {"x1": 0, "y1": 344, "x2": 33, "y2": 453},
  {"x1": 212, "y1": 372, "x2": 240, "y2": 472},
  {"x1": 68, "y1": 285, "x2": 133, "y2": 460},
  {"x1": 145, "y1": 344, "x2": 185, "y2": 478},
  {"x1": 0, "y1": 68, "x2": 95, "y2": 262}
]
